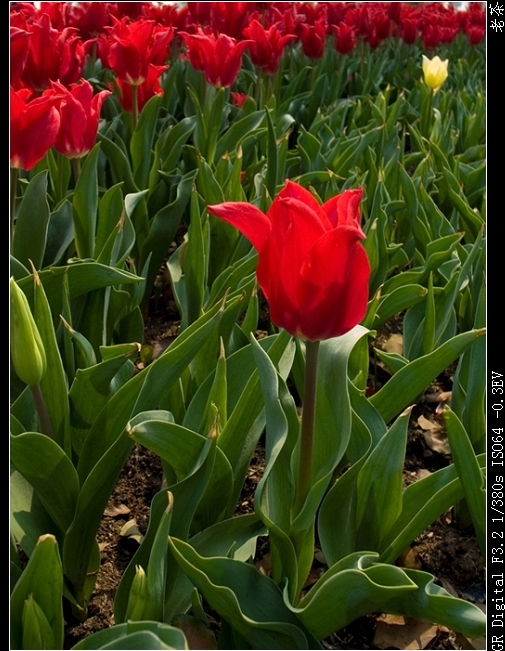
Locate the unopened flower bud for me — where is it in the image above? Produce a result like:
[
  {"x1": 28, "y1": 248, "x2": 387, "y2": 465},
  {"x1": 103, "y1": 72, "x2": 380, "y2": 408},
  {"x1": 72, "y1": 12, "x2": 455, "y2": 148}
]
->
[
  {"x1": 10, "y1": 277, "x2": 46, "y2": 386},
  {"x1": 125, "y1": 565, "x2": 149, "y2": 621}
]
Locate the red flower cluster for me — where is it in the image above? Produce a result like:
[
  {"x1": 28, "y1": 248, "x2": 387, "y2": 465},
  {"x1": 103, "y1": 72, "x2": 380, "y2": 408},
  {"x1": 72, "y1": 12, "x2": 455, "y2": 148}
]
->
[
  {"x1": 10, "y1": 0, "x2": 485, "y2": 170},
  {"x1": 11, "y1": 11, "x2": 85, "y2": 91},
  {"x1": 10, "y1": 79, "x2": 111, "y2": 170},
  {"x1": 99, "y1": 17, "x2": 173, "y2": 85}
]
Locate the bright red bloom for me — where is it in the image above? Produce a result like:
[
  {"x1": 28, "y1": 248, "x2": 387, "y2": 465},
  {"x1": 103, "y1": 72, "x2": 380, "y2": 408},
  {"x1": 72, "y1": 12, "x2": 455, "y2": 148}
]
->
[
  {"x1": 243, "y1": 20, "x2": 296, "y2": 74},
  {"x1": 230, "y1": 92, "x2": 249, "y2": 108},
  {"x1": 208, "y1": 181, "x2": 370, "y2": 341},
  {"x1": 19, "y1": 13, "x2": 85, "y2": 91},
  {"x1": 180, "y1": 31, "x2": 251, "y2": 87},
  {"x1": 115, "y1": 2, "x2": 147, "y2": 20},
  {"x1": 333, "y1": 23, "x2": 357, "y2": 55},
  {"x1": 400, "y1": 17, "x2": 418, "y2": 45},
  {"x1": 101, "y1": 17, "x2": 173, "y2": 85},
  {"x1": 38, "y1": 1, "x2": 69, "y2": 30},
  {"x1": 210, "y1": 2, "x2": 252, "y2": 39},
  {"x1": 421, "y1": 24, "x2": 442, "y2": 50},
  {"x1": 116, "y1": 63, "x2": 168, "y2": 113},
  {"x1": 10, "y1": 86, "x2": 61, "y2": 171},
  {"x1": 10, "y1": 26, "x2": 31, "y2": 89},
  {"x1": 51, "y1": 80, "x2": 111, "y2": 159},
  {"x1": 186, "y1": 2, "x2": 252, "y2": 37},
  {"x1": 466, "y1": 25, "x2": 485, "y2": 46},
  {"x1": 298, "y1": 18, "x2": 327, "y2": 59},
  {"x1": 66, "y1": 2, "x2": 114, "y2": 40}
]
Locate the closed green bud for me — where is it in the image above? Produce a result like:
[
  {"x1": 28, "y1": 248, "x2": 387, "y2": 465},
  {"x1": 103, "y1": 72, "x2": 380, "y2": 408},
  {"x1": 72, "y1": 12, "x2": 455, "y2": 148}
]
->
[
  {"x1": 22, "y1": 594, "x2": 55, "y2": 650},
  {"x1": 125, "y1": 565, "x2": 150, "y2": 621},
  {"x1": 10, "y1": 277, "x2": 46, "y2": 386}
]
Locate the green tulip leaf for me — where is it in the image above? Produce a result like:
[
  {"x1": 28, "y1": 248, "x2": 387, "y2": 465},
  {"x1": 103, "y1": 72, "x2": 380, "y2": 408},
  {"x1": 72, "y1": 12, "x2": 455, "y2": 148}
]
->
[
  {"x1": 379, "y1": 454, "x2": 486, "y2": 564},
  {"x1": 73, "y1": 144, "x2": 100, "y2": 259},
  {"x1": 370, "y1": 328, "x2": 486, "y2": 423},
  {"x1": 10, "y1": 534, "x2": 64, "y2": 651},
  {"x1": 10, "y1": 432, "x2": 79, "y2": 534},
  {"x1": 291, "y1": 552, "x2": 416, "y2": 640},
  {"x1": 168, "y1": 537, "x2": 319, "y2": 650},
  {"x1": 356, "y1": 407, "x2": 411, "y2": 549},
  {"x1": 12, "y1": 170, "x2": 50, "y2": 270},
  {"x1": 131, "y1": 94, "x2": 161, "y2": 189},
  {"x1": 443, "y1": 409, "x2": 486, "y2": 556},
  {"x1": 71, "y1": 621, "x2": 188, "y2": 650},
  {"x1": 292, "y1": 327, "x2": 369, "y2": 537},
  {"x1": 387, "y1": 569, "x2": 486, "y2": 638},
  {"x1": 250, "y1": 335, "x2": 301, "y2": 599}
]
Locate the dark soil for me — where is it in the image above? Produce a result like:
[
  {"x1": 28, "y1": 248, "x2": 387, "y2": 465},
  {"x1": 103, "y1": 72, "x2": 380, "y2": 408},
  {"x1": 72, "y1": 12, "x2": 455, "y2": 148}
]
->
[{"x1": 63, "y1": 293, "x2": 485, "y2": 651}]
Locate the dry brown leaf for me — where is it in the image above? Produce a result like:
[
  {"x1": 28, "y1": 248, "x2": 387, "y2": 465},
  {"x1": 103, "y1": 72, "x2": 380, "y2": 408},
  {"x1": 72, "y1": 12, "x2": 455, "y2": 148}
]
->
[
  {"x1": 302, "y1": 566, "x2": 322, "y2": 588},
  {"x1": 416, "y1": 468, "x2": 432, "y2": 481},
  {"x1": 417, "y1": 415, "x2": 443, "y2": 432},
  {"x1": 255, "y1": 552, "x2": 271, "y2": 576},
  {"x1": 119, "y1": 519, "x2": 144, "y2": 544},
  {"x1": 374, "y1": 616, "x2": 440, "y2": 650},
  {"x1": 422, "y1": 429, "x2": 450, "y2": 455},
  {"x1": 103, "y1": 503, "x2": 130, "y2": 517},
  {"x1": 423, "y1": 391, "x2": 452, "y2": 404},
  {"x1": 314, "y1": 549, "x2": 327, "y2": 565},
  {"x1": 172, "y1": 615, "x2": 217, "y2": 650},
  {"x1": 454, "y1": 632, "x2": 486, "y2": 650},
  {"x1": 383, "y1": 333, "x2": 404, "y2": 355},
  {"x1": 396, "y1": 547, "x2": 422, "y2": 570}
]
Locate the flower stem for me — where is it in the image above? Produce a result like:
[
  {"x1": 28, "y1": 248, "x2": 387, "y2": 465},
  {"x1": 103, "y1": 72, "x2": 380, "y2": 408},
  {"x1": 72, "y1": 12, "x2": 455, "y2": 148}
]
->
[
  {"x1": 71, "y1": 157, "x2": 81, "y2": 185},
  {"x1": 10, "y1": 167, "x2": 18, "y2": 245},
  {"x1": 420, "y1": 85, "x2": 433, "y2": 138},
  {"x1": 131, "y1": 84, "x2": 139, "y2": 129},
  {"x1": 30, "y1": 384, "x2": 54, "y2": 440},
  {"x1": 294, "y1": 339, "x2": 320, "y2": 515}
]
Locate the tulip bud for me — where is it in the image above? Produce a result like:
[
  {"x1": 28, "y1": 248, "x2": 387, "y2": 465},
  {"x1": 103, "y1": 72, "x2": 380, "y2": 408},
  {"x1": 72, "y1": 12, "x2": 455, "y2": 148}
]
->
[
  {"x1": 422, "y1": 55, "x2": 449, "y2": 92},
  {"x1": 10, "y1": 277, "x2": 46, "y2": 386},
  {"x1": 125, "y1": 565, "x2": 150, "y2": 621}
]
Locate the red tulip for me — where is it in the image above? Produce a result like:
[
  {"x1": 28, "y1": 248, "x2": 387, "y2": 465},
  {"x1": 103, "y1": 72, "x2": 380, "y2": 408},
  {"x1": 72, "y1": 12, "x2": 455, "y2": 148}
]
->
[
  {"x1": 180, "y1": 31, "x2": 251, "y2": 87},
  {"x1": 207, "y1": 181, "x2": 370, "y2": 341},
  {"x1": 51, "y1": 80, "x2": 111, "y2": 159},
  {"x1": 333, "y1": 23, "x2": 356, "y2": 55},
  {"x1": 115, "y1": 63, "x2": 168, "y2": 113},
  {"x1": 66, "y1": 2, "x2": 114, "y2": 40},
  {"x1": 19, "y1": 13, "x2": 85, "y2": 91},
  {"x1": 230, "y1": 91, "x2": 249, "y2": 108},
  {"x1": 466, "y1": 25, "x2": 485, "y2": 46},
  {"x1": 10, "y1": 86, "x2": 61, "y2": 171},
  {"x1": 101, "y1": 17, "x2": 173, "y2": 85},
  {"x1": 243, "y1": 20, "x2": 296, "y2": 74},
  {"x1": 10, "y1": 26, "x2": 31, "y2": 89},
  {"x1": 298, "y1": 18, "x2": 327, "y2": 59}
]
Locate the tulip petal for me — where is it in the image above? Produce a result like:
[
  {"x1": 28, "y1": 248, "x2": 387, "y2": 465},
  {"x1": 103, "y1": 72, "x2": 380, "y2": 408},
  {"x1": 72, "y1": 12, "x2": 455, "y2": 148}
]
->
[
  {"x1": 264, "y1": 196, "x2": 327, "y2": 331},
  {"x1": 207, "y1": 202, "x2": 271, "y2": 253},
  {"x1": 278, "y1": 181, "x2": 332, "y2": 230},
  {"x1": 297, "y1": 227, "x2": 371, "y2": 340},
  {"x1": 322, "y1": 188, "x2": 365, "y2": 235}
]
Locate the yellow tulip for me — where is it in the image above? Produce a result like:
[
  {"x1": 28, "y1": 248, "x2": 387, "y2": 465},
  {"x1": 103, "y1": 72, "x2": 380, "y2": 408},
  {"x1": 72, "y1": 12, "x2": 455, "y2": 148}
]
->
[{"x1": 422, "y1": 55, "x2": 449, "y2": 92}]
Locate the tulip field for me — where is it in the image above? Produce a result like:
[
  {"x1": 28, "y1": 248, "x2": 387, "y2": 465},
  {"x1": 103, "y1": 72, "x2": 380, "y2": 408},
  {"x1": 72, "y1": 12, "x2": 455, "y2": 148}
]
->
[{"x1": 10, "y1": 2, "x2": 487, "y2": 649}]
